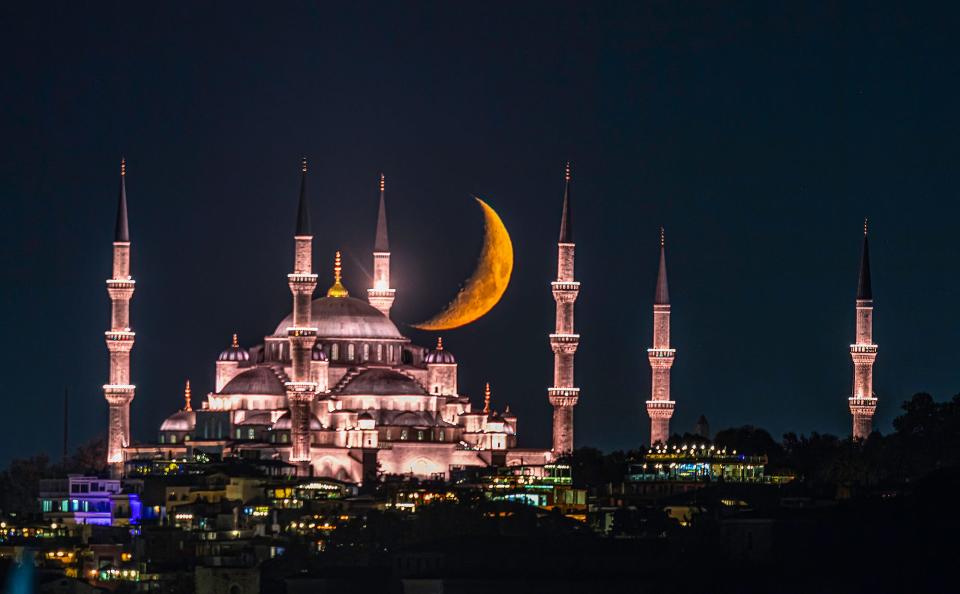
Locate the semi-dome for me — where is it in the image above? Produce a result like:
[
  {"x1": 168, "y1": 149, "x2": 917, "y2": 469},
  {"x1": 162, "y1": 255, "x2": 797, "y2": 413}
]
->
[
  {"x1": 273, "y1": 297, "x2": 404, "y2": 340},
  {"x1": 236, "y1": 412, "x2": 274, "y2": 426},
  {"x1": 424, "y1": 337, "x2": 456, "y2": 364},
  {"x1": 272, "y1": 411, "x2": 323, "y2": 431},
  {"x1": 218, "y1": 334, "x2": 250, "y2": 362},
  {"x1": 221, "y1": 367, "x2": 286, "y2": 396},
  {"x1": 338, "y1": 368, "x2": 428, "y2": 396},
  {"x1": 160, "y1": 410, "x2": 196, "y2": 432}
]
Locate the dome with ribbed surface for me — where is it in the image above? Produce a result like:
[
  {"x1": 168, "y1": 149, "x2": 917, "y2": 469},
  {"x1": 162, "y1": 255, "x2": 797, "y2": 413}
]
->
[
  {"x1": 338, "y1": 368, "x2": 427, "y2": 396},
  {"x1": 160, "y1": 410, "x2": 196, "y2": 432},
  {"x1": 425, "y1": 348, "x2": 456, "y2": 364},
  {"x1": 220, "y1": 367, "x2": 286, "y2": 396},
  {"x1": 273, "y1": 297, "x2": 404, "y2": 340}
]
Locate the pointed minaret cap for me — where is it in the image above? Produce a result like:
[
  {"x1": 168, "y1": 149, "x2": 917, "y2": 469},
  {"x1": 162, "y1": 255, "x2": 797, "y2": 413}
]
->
[
  {"x1": 295, "y1": 157, "x2": 311, "y2": 237},
  {"x1": 558, "y1": 162, "x2": 574, "y2": 243},
  {"x1": 114, "y1": 158, "x2": 130, "y2": 242},
  {"x1": 374, "y1": 173, "x2": 389, "y2": 252},
  {"x1": 232, "y1": 333, "x2": 239, "y2": 348},
  {"x1": 183, "y1": 379, "x2": 193, "y2": 412},
  {"x1": 327, "y1": 251, "x2": 349, "y2": 298},
  {"x1": 857, "y1": 218, "x2": 872, "y2": 300},
  {"x1": 436, "y1": 336, "x2": 443, "y2": 350},
  {"x1": 483, "y1": 382, "x2": 491, "y2": 414},
  {"x1": 654, "y1": 227, "x2": 670, "y2": 305}
]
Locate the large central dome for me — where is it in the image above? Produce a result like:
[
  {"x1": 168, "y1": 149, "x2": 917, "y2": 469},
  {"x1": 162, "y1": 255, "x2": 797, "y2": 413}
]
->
[{"x1": 273, "y1": 296, "x2": 404, "y2": 340}]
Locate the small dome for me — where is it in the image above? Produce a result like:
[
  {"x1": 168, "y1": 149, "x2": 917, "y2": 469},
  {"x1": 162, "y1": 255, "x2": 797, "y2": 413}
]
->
[
  {"x1": 358, "y1": 411, "x2": 374, "y2": 421},
  {"x1": 312, "y1": 342, "x2": 328, "y2": 361},
  {"x1": 272, "y1": 411, "x2": 322, "y2": 431},
  {"x1": 218, "y1": 334, "x2": 250, "y2": 362},
  {"x1": 160, "y1": 410, "x2": 196, "y2": 432},
  {"x1": 424, "y1": 337, "x2": 456, "y2": 364},
  {"x1": 338, "y1": 369, "x2": 427, "y2": 396},
  {"x1": 221, "y1": 367, "x2": 286, "y2": 396}
]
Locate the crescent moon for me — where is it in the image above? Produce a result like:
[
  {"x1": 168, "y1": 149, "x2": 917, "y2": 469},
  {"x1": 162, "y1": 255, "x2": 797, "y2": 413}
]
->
[{"x1": 413, "y1": 197, "x2": 514, "y2": 331}]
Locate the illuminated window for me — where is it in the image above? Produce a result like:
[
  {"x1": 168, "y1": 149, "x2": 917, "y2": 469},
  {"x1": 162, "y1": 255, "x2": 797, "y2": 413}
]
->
[
  {"x1": 347, "y1": 343, "x2": 355, "y2": 360},
  {"x1": 400, "y1": 430, "x2": 408, "y2": 441},
  {"x1": 376, "y1": 344, "x2": 383, "y2": 360},
  {"x1": 170, "y1": 435, "x2": 177, "y2": 444},
  {"x1": 248, "y1": 428, "x2": 255, "y2": 439},
  {"x1": 362, "y1": 343, "x2": 370, "y2": 361},
  {"x1": 331, "y1": 344, "x2": 339, "y2": 360},
  {"x1": 417, "y1": 431, "x2": 424, "y2": 441}
]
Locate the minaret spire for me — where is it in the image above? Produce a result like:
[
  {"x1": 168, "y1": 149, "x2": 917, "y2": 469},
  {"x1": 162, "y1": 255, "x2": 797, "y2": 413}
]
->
[
  {"x1": 849, "y1": 220, "x2": 878, "y2": 439},
  {"x1": 484, "y1": 382, "x2": 491, "y2": 414},
  {"x1": 295, "y1": 157, "x2": 310, "y2": 237},
  {"x1": 647, "y1": 227, "x2": 676, "y2": 445},
  {"x1": 558, "y1": 162, "x2": 573, "y2": 243},
  {"x1": 368, "y1": 173, "x2": 396, "y2": 316},
  {"x1": 548, "y1": 162, "x2": 581, "y2": 455},
  {"x1": 115, "y1": 158, "x2": 129, "y2": 242},
  {"x1": 183, "y1": 380, "x2": 193, "y2": 412},
  {"x1": 285, "y1": 158, "x2": 319, "y2": 474},
  {"x1": 103, "y1": 158, "x2": 136, "y2": 477}
]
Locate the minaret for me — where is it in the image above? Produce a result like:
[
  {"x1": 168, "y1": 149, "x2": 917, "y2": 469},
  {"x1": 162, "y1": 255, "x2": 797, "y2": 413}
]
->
[
  {"x1": 103, "y1": 158, "x2": 136, "y2": 477},
  {"x1": 367, "y1": 173, "x2": 396, "y2": 317},
  {"x1": 849, "y1": 220, "x2": 878, "y2": 440},
  {"x1": 484, "y1": 382, "x2": 491, "y2": 414},
  {"x1": 548, "y1": 162, "x2": 580, "y2": 454},
  {"x1": 285, "y1": 158, "x2": 319, "y2": 473},
  {"x1": 646, "y1": 228, "x2": 676, "y2": 445}
]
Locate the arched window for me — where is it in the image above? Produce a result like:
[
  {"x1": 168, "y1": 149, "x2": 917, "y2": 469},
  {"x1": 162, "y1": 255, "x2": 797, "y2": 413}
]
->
[
  {"x1": 347, "y1": 343, "x2": 355, "y2": 361},
  {"x1": 376, "y1": 344, "x2": 383, "y2": 361},
  {"x1": 331, "y1": 344, "x2": 339, "y2": 360},
  {"x1": 400, "y1": 430, "x2": 408, "y2": 441},
  {"x1": 362, "y1": 343, "x2": 370, "y2": 361}
]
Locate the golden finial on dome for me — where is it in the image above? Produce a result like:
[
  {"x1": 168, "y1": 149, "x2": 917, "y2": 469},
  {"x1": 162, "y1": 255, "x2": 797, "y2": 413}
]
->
[
  {"x1": 483, "y1": 382, "x2": 491, "y2": 414},
  {"x1": 184, "y1": 379, "x2": 192, "y2": 412},
  {"x1": 231, "y1": 333, "x2": 239, "y2": 348},
  {"x1": 436, "y1": 337, "x2": 443, "y2": 350},
  {"x1": 327, "y1": 251, "x2": 349, "y2": 298}
]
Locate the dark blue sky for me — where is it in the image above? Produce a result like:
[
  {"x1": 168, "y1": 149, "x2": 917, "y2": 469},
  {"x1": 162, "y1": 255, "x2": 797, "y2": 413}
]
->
[{"x1": 2, "y1": 2, "x2": 958, "y2": 462}]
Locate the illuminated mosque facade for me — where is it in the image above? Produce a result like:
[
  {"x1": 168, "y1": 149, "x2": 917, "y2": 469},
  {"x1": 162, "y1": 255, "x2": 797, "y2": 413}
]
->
[{"x1": 103, "y1": 160, "x2": 577, "y2": 479}]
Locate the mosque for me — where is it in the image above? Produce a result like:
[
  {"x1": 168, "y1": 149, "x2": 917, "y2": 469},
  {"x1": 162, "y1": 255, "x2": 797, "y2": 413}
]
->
[{"x1": 104, "y1": 161, "x2": 580, "y2": 480}]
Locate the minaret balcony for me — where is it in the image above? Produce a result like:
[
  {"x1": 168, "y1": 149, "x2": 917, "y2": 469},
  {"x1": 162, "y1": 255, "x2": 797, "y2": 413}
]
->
[
  {"x1": 285, "y1": 381, "x2": 319, "y2": 399},
  {"x1": 549, "y1": 333, "x2": 580, "y2": 353},
  {"x1": 647, "y1": 348, "x2": 676, "y2": 358},
  {"x1": 646, "y1": 400, "x2": 675, "y2": 418},
  {"x1": 848, "y1": 397, "x2": 877, "y2": 415},
  {"x1": 288, "y1": 273, "x2": 318, "y2": 283},
  {"x1": 548, "y1": 387, "x2": 579, "y2": 407},
  {"x1": 106, "y1": 280, "x2": 135, "y2": 300},
  {"x1": 368, "y1": 288, "x2": 396, "y2": 299},
  {"x1": 103, "y1": 385, "x2": 135, "y2": 404},
  {"x1": 551, "y1": 281, "x2": 580, "y2": 302},
  {"x1": 849, "y1": 344, "x2": 878, "y2": 354},
  {"x1": 104, "y1": 331, "x2": 136, "y2": 351},
  {"x1": 286, "y1": 327, "x2": 318, "y2": 338}
]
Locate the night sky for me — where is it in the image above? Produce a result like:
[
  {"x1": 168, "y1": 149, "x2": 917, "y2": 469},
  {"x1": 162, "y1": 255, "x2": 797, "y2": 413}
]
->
[{"x1": 3, "y1": 2, "x2": 959, "y2": 463}]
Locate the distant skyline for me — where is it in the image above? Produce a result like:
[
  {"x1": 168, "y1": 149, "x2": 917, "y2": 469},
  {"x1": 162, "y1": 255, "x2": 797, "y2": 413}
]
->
[{"x1": 3, "y1": 2, "x2": 960, "y2": 462}]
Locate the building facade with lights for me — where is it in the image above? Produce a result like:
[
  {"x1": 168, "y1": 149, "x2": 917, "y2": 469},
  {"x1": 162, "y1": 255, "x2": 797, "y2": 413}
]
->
[{"x1": 110, "y1": 161, "x2": 556, "y2": 482}]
